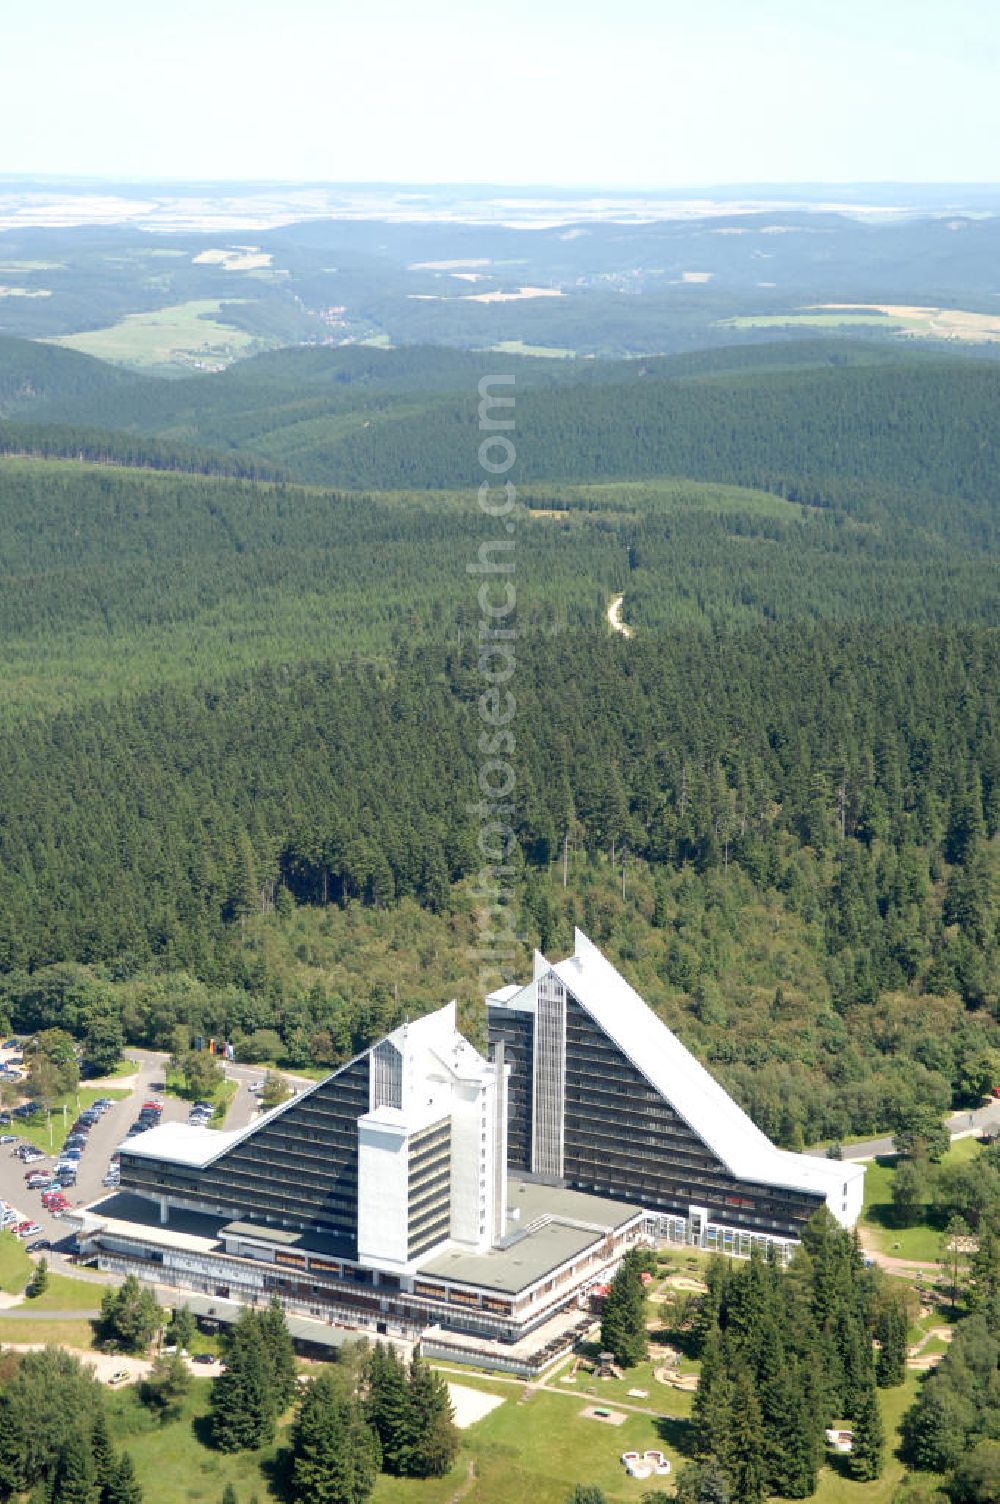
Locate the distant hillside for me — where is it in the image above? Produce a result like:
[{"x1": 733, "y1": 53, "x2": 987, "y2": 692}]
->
[{"x1": 0, "y1": 332, "x2": 145, "y2": 415}]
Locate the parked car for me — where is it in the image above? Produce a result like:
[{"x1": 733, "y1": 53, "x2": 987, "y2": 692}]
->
[
  {"x1": 108, "y1": 1370, "x2": 131, "y2": 1386},
  {"x1": 26, "y1": 1239, "x2": 51, "y2": 1253},
  {"x1": 0, "y1": 1133, "x2": 16, "y2": 1145}
]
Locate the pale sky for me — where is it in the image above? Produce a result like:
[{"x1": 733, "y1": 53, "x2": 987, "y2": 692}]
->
[{"x1": 5, "y1": 0, "x2": 999, "y2": 185}]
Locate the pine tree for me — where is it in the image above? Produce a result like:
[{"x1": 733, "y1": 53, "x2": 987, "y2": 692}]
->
[
  {"x1": 105, "y1": 1452, "x2": 143, "y2": 1504},
  {"x1": 221, "y1": 1487, "x2": 239, "y2": 1504},
  {"x1": 405, "y1": 1358, "x2": 458, "y2": 1479},
  {"x1": 849, "y1": 1382, "x2": 884, "y2": 1482}
]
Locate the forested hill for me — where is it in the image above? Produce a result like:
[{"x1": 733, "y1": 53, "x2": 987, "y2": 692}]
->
[
  {"x1": 0, "y1": 625, "x2": 995, "y2": 985},
  {"x1": 0, "y1": 332, "x2": 143, "y2": 414},
  {"x1": 280, "y1": 360, "x2": 1000, "y2": 504}
]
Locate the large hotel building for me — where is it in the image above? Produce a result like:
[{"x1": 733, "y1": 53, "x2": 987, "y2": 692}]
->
[{"x1": 74, "y1": 932, "x2": 863, "y2": 1371}]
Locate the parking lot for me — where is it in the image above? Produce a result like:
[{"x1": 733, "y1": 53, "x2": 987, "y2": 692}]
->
[
  {"x1": 0, "y1": 1052, "x2": 192, "y2": 1249},
  {"x1": 1, "y1": 1044, "x2": 296, "y2": 1255}
]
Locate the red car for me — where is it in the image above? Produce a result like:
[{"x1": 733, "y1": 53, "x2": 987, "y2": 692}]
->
[
  {"x1": 14, "y1": 1220, "x2": 32, "y2": 1235},
  {"x1": 42, "y1": 1190, "x2": 68, "y2": 1208}
]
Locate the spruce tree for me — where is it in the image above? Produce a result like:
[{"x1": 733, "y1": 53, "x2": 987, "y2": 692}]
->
[
  {"x1": 364, "y1": 1344, "x2": 411, "y2": 1475},
  {"x1": 405, "y1": 1358, "x2": 458, "y2": 1479},
  {"x1": 259, "y1": 1296, "x2": 297, "y2": 1411},
  {"x1": 726, "y1": 1366, "x2": 766, "y2": 1504},
  {"x1": 291, "y1": 1372, "x2": 379, "y2": 1504},
  {"x1": 50, "y1": 1429, "x2": 95, "y2": 1504},
  {"x1": 221, "y1": 1487, "x2": 239, "y2": 1504},
  {"x1": 210, "y1": 1314, "x2": 276, "y2": 1452},
  {"x1": 691, "y1": 1331, "x2": 733, "y2": 1462},
  {"x1": 875, "y1": 1299, "x2": 907, "y2": 1388},
  {"x1": 850, "y1": 1382, "x2": 884, "y2": 1482},
  {"x1": 90, "y1": 1410, "x2": 116, "y2": 1498},
  {"x1": 105, "y1": 1452, "x2": 143, "y2": 1504},
  {"x1": 600, "y1": 1250, "x2": 647, "y2": 1368}
]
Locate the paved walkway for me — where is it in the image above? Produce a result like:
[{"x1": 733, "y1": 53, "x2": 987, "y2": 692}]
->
[{"x1": 0, "y1": 1306, "x2": 100, "y2": 1319}]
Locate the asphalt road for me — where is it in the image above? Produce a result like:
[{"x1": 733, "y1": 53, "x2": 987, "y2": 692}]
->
[{"x1": 807, "y1": 1097, "x2": 1000, "y2": 1163}]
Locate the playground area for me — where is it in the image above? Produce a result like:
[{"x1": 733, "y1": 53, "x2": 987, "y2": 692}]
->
[{"x1": 620, "y1": 1448, "x2": 673, "y2": 1480}]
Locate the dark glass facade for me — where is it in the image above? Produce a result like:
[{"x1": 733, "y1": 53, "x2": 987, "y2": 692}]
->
[
  {"x1": 561, "y1": 994, "x2": 823, "y2": 1239},
  {"x1": 487, "y1": 1005, "x2": 533, "y2": 1171},
  {"x1": 120, "y1": 1055, "x2": 370, "y2": 1252},
  {"x1": 487, "y1": 991, "x2": 826, "y2": 1241},
  {"x1": 407, "y1": 1118, "x2": 451, "y2": 1259}
]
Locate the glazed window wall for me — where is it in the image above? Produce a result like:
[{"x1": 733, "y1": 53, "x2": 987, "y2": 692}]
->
[
  {"x1": 533, "y1": 974, "x2": 566, "y2": 1178},
  {"x1": 488, "y1": 1007, "x2": 533, "y2": 1171},
  {"x1": 562, "y1": 994, "x2": 823, "y2": 1240}
]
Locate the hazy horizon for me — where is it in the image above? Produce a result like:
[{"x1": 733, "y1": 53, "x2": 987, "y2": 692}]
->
[{"x1": 6, "y1": 0, "x2": 999, "y2": 186}]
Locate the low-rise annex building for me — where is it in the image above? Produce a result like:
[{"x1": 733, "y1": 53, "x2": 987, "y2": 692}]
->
[{"x1": 71, "y1": 934, "x2": 863, "y2": 1372}]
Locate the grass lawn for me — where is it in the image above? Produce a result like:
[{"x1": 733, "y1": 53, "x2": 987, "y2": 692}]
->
[
  {"x1": 164, "y1": 1070, "x2": 238, "y2": 1124},
  {"x1": 94, "y1": 1343, "x2": 921, "y2": 1504},
  {"x1": 16, "y1": 1087, "x2": 129, "y2": 1153},
  {"x1": 453, "y1": 1386, "x2": 680, "y2": 1504},
  {"x1": 24, "y1": 1272, "x2": 105, "y2": 1311},
  {"x1": 548, "y1": 1352, "x2": 696, "y2": 1420},
  {"x1": 861, "y1": 1138, "x2": 985, "y2": 1263},
  {"x1": 109, "y1": 1380, "x2": 287, "y2": 1504},
  {"x1": 813, "y1": 1374, "x2": 920, "y2": 1504},
  {"x1": 0, "y1": 1316, "x2": 96, "y2": 1347},
  {"x1": 101, "y1": 1344, "x2": 687, "y2": 1504},
  {"x1": 0, "y1": 1229, "x2": 32, "y2": 1293}
]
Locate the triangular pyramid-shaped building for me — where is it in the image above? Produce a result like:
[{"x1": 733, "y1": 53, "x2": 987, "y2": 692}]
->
[{"x1": 487, "y1": 929, "x2": 863, "y2": 1245}]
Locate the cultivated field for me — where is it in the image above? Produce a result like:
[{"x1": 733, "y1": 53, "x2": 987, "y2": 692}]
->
[{"x1": 49, "y1": 298, "x2": 266, "y2": 372}]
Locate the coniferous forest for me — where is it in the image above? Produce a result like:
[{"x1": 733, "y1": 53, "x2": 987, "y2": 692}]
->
[{"x1": 0, "y1": 333, "x2": 996, "y2": 1158}]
